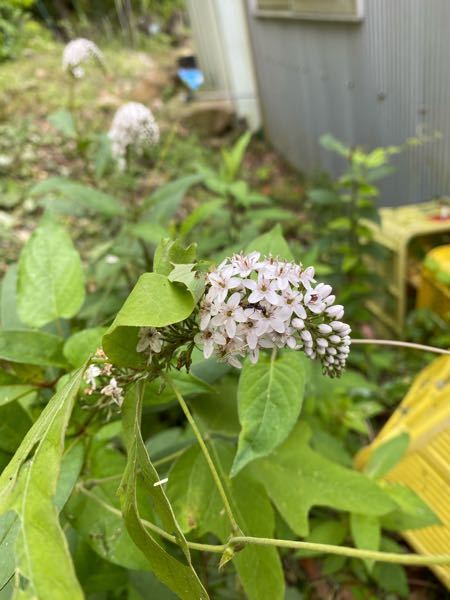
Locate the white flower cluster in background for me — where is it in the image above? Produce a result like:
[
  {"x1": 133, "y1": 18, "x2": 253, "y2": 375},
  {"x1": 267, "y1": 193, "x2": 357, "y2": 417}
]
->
[
  {"x1": 108, "y1": 102, "x2": 160, "y2": 170},
  {"x1": 196, "y1": 252, "x2": 351, "y2": 376},
  {"x1": 84, "y1": 350, "x2": 124, "y2": 406},
  {"x1": 62, "y1": 38, "x2": 104, "y2": 79}
]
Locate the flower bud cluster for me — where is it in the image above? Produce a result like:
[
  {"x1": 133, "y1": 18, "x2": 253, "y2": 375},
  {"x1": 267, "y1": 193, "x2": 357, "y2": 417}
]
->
[
  {"x1": 84, "y1": 349, "x2": 124, "y2": 407},
  {"x1": 108, "y1": 102, "x2": 160, "y2": 170},
  {"x1": 62, "y1": 38, "x2": 104, "y2": 79},
  {"x1": 196, "y1": 253, "x2": 351, "y2": 376}
]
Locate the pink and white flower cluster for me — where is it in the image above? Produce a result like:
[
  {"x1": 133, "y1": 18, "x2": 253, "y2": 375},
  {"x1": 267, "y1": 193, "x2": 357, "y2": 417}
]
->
[
  {"x1": 108, "y1": 102, "x2": 160, "y2": 170},
  {"x1": 196, "y1": 252, "x2": 351, "y2": 376},
  {"x1": 62, "y1": 38, "x2": 104, "y2": 79}
]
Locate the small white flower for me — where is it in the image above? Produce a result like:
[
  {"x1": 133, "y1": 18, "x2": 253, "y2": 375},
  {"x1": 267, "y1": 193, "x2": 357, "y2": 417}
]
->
[
  {"x1": 211, "y1": 292, "x2": 247, "y2": 338},
  {"x1": 101, "y1": 377, "x2": 124, "y2": 406},
  {"x1": 245, "y1": 274, "x2": 280, "y2": 305},
  {"x1": 195, "y1": 328, "x2": 226, "y2": 359},
  {"x1": 207, "y1": 267, "x2": 241, "y2": 303},
  {"x1": 137, "y1": 327, "x2": 163, "y2": 354},
  {"x1": 230, "y1": 251, "x2": 261, "y2": 277},
  {"x1": 85, "y1": 364, "x2": 101, "y2": 389}
]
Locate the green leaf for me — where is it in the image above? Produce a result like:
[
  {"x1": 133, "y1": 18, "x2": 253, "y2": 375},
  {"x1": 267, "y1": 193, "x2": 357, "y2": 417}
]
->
[
  {"x1": 63, "y1": 327, "x2": 106, "y2": 368},
  {"x1": 0, "y1": 382, "x2": 36, "y2": 407},
  {"x1": 153, "y1": 239, "x2": 197, "y2": 276},
  {"x1": 245, "y1": 224, "x2": 294, "y2": 261},
  {"x1": 119, "y1": 384, "x2": 209, "y2": 600},
  {"x1": 231, "y1": 352, "x2": 306, "y2": 477},
  {"x1": 167, "y1": 263, "x2": 206, "y2": 303},
  {"x1": 0, "y1": 511, "x2": 19, "y2": 589},
  {"x1": 179, "y1": 199, "x2": 224, "y2": 238},
  {"x1": 364, "y1": 433, "x2": 410, "y2": 479},
  {"x1": 0, "y1": 330, "x2": 67, "y2": 367},
  {"x1": 0, "y1": 402, "x2": 32, "y2": 453},
  {"x1": 4, "y1": 368, "x2": 85, "y2": 599},
  {"x1": 221, "y1": 131, "x2": 252, "y2": 181},
  {"x1": 17, "y1": 221, "x2": 85, "y2": 327},
  {"x1": 48, "y1": 109, "x2": 76, "y2": 138},
  {"x1": 319, "y1": 134, "x2": 350, "y2": 157},
  {"x1": 296, "y1": 520, "x2": 347, "y2": 558},
  {"x1": 54, "y1": 441, "x2": 85, "y2": 511},
  {"x1": 381, "y1": 483, "x2": 441, "y2": 530},
  {"x1": 103, "y1": 273, "x2": 195, "y2": 367},
  {"x1": 30, "y1": 177, "x2": 125, "y2": 217},
  {"x1": 252, "y1": 422, "x2": 395, "y2": 536},
  {"x1": 143, "y1": 175, "x2": 203, "y2": 223},
  {"x1": 372, "y1": 539, "x2": 409, "y2": 598},
  {"x1": 350, "y1": 513, "x2": 380, "y2": 572},
  {"x1": 167, "y1": 442, "x2": 285, "y2": 600},
  {"x1": 126, "y1": 222, "x2": 170, "y2": 246},
  {"x1": 1, "y1": 265, "x2": 28, "y2": 330}
]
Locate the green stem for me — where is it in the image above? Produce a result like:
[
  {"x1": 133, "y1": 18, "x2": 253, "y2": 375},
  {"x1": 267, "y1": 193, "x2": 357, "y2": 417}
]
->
[
  {"x1": 77, "y1": 485, "x2": 450, "y2": 566},
  {"x1": 163, "y1": 373, "x2": 241, "y2": 536}
]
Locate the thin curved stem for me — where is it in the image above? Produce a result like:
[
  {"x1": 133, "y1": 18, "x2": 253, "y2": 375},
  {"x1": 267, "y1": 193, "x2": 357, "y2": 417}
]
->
[
  {"x1": 77, "y1": 485, "x2": 450, "y2": 566},
  {"x1": 163, "y1": 373, "x2": 241, "y2": 536},
  {"x1": 352, "y1": 338, "x2": 450, "y2": 356}
]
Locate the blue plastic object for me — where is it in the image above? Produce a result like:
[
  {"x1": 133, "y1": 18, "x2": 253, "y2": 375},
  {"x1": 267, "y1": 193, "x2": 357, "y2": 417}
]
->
[{"x1": 177, "y1": 68, "x2": 204, "y2": 91}]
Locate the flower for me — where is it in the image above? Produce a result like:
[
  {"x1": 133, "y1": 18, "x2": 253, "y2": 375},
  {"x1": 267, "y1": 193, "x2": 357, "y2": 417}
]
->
[
  {"x1": 62, "y1": 38, "x2": 104, "y2": 78},
  {"x1": 84, "y1": 364, "x2": 101, "y2": 390},
  {"x1": 136, "y1": 327, "x2": 163, "y2": 363},
  {"x1": 108, "y1": 102, "x2": 160, "y2": 170},
  {"x1": 100, "y1": 377, "x2": 124, "y2": 407},
  {"x1": 196, "y1": 253, "x2": 351, "y2": 376}
]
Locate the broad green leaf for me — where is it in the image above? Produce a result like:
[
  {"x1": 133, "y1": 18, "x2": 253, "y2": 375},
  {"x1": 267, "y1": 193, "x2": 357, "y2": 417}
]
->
[
  {"x1": 1, "y1": 265, "x2": 27, "y2": 330},
  {"x1": 66, "y1": 439, "x2": 150, "y2": 571},
  {"x1": 350, "y1": 513, "x2": 380, "y2": 571},
  {"x1": 167, "y1": 442, "x2": 285, "y2": 600},
  {"x1": 167, "y1": 263, "x2": 206, "y2": 302},
  {"x1": 0, "y1": 384, "x2": 36, "y2": 407},
  {"x1": 103, "y1": 273, "x2": 195, "y2": 367},
  {"x1": 231, "y1": 352, "x2": 306, "y2": 476},
  {"x1": 0, "y1": 402, "x2": 32, "y2": 453},
  {"x1": 381, "y1": 482, "x2": 441, "y2": 530},
  {"x1": 119, "y1": 385, "x2": 209, "y2": 600},
  {"x1": 364, "y1": 433, "x2": 410, "y2": 479},
  {"x1": 63, "y1": 327, "x2": 106, "y2": 368},
  {"x1": 17, "y1": 221, "x2": 85, "y2": 327},
  {"x1": 372, "y1": 538, "x2": 409, "y2": 598},
  {"x1": 190, "y1": 375, "x2": 240, "y2": 436},
  {"x1": 0, "y1": 511, "x2": 19, "y2": 589},
  {"x1": 245, "y1": 224, "x2": 294, "y2": 261},
  {"x1": 48, "y1": 109, "x2": 76, "y2": 138},
  {"x1": 0, "y1": 330, "x2": 67, "y2": 368},
  {"x1": 153, "y1": 239, "x2": 197, "y2": 276},
  {"x1": 126, "y1": 222, "x2": 170, "y2": 246},
  {"x1": 30, "y1": 177, "x2": 125, "y2": 217},
  {"x1": 296, "y1": 520, "x2": 347, "y2": 558},
  {"x1": 7, "y1": 368, "x2": 85, "y2": 599},
  {"x1": 54, "y1": 441, "x2": 85, "y2": 511},
  {"x1": 143, "y1": 175, "x2": 203, "y2": 223},
  {"x1": 251, "y1": 422, "x2": 395, "y2": 536}
]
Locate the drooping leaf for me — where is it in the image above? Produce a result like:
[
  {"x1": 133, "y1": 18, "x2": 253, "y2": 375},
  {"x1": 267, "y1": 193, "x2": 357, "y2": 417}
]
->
[
  {"x1": 153, "y1": 239, "x2": 197, "y2": 277},
  {"x1": 251, "y1": 422, "x2": 395, "y2": 536},
  {"x1": 350, "y1": 513, "x2": 380, "y2": 571},
  {"x1": 4, "y1": 368, "x2": 86, "y2": 599},
  {"x1": 63, "y1": 327, "x2": 106, "y2": 368},
  {"x1": 245, "y1": 224, "x2": 294, "y2": 261},
  {"x1": 119, "y1": 384, "x2": 209, "y2": 600},
  {"x1": 0, "y1": 330, "x2": 67, "y2": 368},
  {"x1": 364, "y1": 433, "x2": 410, "y2": 479},
  {"x1": 167, "y1": 442, "x2": 285, "y2": 600},
  {"x1": 103, "y1": 273, "x2": 195, "y2": 367},
  {"x1": 17, "y1": 221, "x2": 85, "y2": 327},
  {"x1": 48, "y1": 109, "x2": 77, "y2": 138},
  {"x1": 231, "y1": 352, "x2": 306, "y2": 476},
  {"x1": 381, "y1": 482, "x2": 441, "y2": 530},
  {"x1": 142, "y1": 175, "x2": 203, "y2": 223},
  {"x1": 30, "y1": 177, "x2": 125, "y2": 217}
]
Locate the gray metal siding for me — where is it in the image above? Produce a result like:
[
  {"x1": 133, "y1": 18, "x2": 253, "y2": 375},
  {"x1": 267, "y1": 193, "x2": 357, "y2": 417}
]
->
[{"x1": 247, "y1": 0, "x2": 450, "y2": 205}]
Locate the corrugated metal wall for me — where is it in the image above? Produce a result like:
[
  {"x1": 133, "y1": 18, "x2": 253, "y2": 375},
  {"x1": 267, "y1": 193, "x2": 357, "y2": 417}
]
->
[{"x1": 247, "y1": 0, "x2": 450, "y2": 205}]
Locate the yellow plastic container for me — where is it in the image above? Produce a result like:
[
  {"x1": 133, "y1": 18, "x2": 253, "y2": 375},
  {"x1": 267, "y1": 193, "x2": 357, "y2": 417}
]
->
[
  {"x1": 355, "y1": 356, "x2": 450, "y2": 589},
  {"x1": 364, "y1": 202, "x2": 450, "y2": 334},
  {"x1": 417, "y1": 245, "x2": 450, "y2": 320}
]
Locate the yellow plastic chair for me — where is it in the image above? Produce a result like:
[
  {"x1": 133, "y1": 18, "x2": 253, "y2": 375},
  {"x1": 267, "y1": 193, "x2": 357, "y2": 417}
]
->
[
  {"x1": 417, "y1": 244, "x2": 450, "y2": 320},
  {"x1": 355, "y1": 355, "x2": 450, "y2": 588}
]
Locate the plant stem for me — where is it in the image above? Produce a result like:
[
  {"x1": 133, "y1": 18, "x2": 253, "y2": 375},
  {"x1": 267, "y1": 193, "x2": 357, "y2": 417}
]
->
[
  {"x1": 352, "y1": 338, "x2": 450, "y2": 355},
  {"x1": 163, "y1": 373, "x2": 241, "y2": 535},
  {"x1": 77, "y1": 485, "x2": 450, "y2": 566}
]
